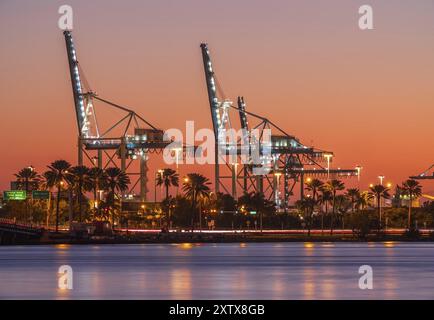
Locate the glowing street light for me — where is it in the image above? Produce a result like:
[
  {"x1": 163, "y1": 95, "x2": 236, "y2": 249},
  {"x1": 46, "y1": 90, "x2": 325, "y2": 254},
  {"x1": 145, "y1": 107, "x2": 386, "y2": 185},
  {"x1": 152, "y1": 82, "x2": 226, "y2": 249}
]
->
[
  {"x1": 274, "y1": 172, "x2": 282, "y2": 204},
  {"x1": 378, "y1": 175, "x2": 385, "y2": 185},
  {"x1": 173, "y1": 147, "x2": 182, "y2": 169},
  {"x1": 324, "y1": 154, "x2": 333, "y2": 179},
  {"x1": 355, "y1": 165, "x2": 362, "y2": 181}
]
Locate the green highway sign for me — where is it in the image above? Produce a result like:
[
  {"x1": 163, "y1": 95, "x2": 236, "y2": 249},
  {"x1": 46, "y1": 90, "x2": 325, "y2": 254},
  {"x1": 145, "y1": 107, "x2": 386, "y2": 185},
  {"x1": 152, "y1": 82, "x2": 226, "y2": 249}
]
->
[
  {"x1": 3, "y1": 190, "x2": 27, "y2": 201},
  {"x1": 250, "y1": 211, "x2": 257, "y2": 215},
  {"x1": 32, "y1": 190, "x2": 50, "y2": 200}
]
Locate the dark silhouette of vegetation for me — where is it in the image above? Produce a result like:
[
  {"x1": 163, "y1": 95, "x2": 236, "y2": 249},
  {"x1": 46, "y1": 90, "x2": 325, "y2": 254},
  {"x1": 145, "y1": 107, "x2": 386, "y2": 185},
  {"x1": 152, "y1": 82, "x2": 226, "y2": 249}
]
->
[
  {"x1": 324, "y1": 179, "x2": 345, "y2": 234},
  {"x1": 44, "y1": 160, "x2": 71, "y2": 232},
  {"x1": 156, "y1": 168, "x2": 179, "y2": 200},
  {"x1": 5, "y1": 163, "x2": 434, "y2": 240},
  {"x1": 369, "y1": 184, "x2": 391, "y2": 229},
  {"x1": 105, "y1": 167, "x2": 130, "y2": 226},
  {"x1": 182, "y1": 173, "x2": 211, "y2": 230},
  {"x1": 401, "y1": 179, "x2": 422, "y2": 230}
]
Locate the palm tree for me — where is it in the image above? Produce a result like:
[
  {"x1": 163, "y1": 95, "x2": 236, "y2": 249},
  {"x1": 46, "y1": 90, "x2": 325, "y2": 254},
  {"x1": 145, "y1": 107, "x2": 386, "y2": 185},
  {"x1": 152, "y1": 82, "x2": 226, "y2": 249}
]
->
[
  {"x1": 15, "y1": 166, "x2": 41, "y2": 222},
  {"x1": 356, "y1": 191, "x2": 373, "y2": 211},
  {"x1": 318, "y1": 188, "x2": 332, "y2": 233},
  {"x1": 88, "y1": 167, "x2": 108, "y2": 216},
  {"x1": 324, "y1": 179, "x2": 345, "y2": 234},
  {"x1": 306, "y1": 179, "x2": 324, "y2": 222},
  {"x1": 335, "y1": 194, "x2": 350, "y2": 229},
  {"x1": 346, "y1": 188, "x2": 360, "y2": 213},
  {"x1": 105, "y1": 167, "x2": 130, "y2": 227},
  {"x1": 238, "y1": 192, "x2": 275, "y2": 232},
  {"x1": 182, "y1": 173, "x2": 211, "y2": 230},
  {"x1": 156, "y1": 168, "x2": 179, "y2": 200},
  {"x1": 44, "y1": 160, "x2": 71, "y2": 232},
  {"x1": 15, "y1": 166, "x2": 40, "y2": 193},
  {"x1": 401, "y1": 179, "x2": 422, "y2": 230},
  {"x1": 305, "y1": 179, "x2": 324, "y2": 202},
  {"x1": 68, "y1": 165, "x2": 92, "y2": 222},
  {"x1": 295, "y1": 197, "x2": 316, "y2": 236},
  {"x1": 369, "y1": 184, "x2": 391, "y2": 229}
]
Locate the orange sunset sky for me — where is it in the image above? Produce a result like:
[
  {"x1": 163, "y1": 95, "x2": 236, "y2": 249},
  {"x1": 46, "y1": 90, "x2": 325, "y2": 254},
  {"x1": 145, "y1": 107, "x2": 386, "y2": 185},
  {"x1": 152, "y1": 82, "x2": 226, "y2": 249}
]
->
[{"x1": 1, "y1": 0, "x2": 434, "y2": 198}]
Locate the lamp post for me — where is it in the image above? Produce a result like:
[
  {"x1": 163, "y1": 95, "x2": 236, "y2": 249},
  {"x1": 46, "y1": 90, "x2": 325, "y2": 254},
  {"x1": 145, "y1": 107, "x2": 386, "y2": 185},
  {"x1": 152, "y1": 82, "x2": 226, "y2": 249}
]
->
[
  {"x1": 378, "y1": 175, "x2": 385, "y2": 186},
  {"x1": 173, "y1": 148, "x2": 182, "y2": 169},
  {"x1": 355, "y1": 165, "x2": 362, "y2": 182},
  {"x1": 274, "y1": 172, "x2": 282, "y2": 205},
  {"x1": 324, "y1": 154, "x2": 333, "y2": 179}
]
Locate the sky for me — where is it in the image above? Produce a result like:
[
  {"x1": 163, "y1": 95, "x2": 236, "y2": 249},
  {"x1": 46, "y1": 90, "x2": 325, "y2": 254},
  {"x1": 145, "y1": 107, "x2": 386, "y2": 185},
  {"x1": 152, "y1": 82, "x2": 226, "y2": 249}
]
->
[{"x1": 1, "y1": 0, "x2": 434, "y2": 198}]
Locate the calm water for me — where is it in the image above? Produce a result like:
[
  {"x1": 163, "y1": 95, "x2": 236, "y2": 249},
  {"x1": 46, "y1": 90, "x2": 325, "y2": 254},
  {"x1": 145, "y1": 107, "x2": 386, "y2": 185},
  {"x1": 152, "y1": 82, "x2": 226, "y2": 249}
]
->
[{"x1": 0, "y1": 242, "x2": 433, "y2": 299}]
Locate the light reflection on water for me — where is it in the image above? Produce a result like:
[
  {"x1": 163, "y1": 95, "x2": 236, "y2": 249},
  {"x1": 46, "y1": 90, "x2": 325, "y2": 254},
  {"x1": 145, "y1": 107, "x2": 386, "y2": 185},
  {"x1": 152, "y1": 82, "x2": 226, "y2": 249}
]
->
[{"x1": 0, "y1": 242, "x2": 433, "y2": 299}]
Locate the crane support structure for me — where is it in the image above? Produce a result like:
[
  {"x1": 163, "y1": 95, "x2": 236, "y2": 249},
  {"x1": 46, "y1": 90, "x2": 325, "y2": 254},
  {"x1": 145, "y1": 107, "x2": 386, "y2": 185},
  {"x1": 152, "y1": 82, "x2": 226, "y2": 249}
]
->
[
  {"x1": 64, "y1": 31, "x2": 88, "y2": 137},
  {"x1": 63, "y1": 31, "x2": 193, "y2": 204},
  {"x1": 200, "y1": 43, "x2": 358, "y2": 208},
  {"x1": 410, "y1": 164, "x2": 434, "y2": 180}
]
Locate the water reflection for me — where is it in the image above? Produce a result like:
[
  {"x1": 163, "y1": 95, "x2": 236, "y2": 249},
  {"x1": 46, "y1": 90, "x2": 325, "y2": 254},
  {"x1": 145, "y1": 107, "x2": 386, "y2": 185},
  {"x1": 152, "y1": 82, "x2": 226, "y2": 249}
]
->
[
  {"x1": 170, "y1": 269, "x2": 192, "y2": 299},
  {"x1": 0, "y1": 243, "x2": 433, "y2": 299},
  {"x1": 302, "y1": 266, "x2": 316, "y2": 299},
  {"x1": 178, "y1": 243, "x2": 193, "y2": 250}
]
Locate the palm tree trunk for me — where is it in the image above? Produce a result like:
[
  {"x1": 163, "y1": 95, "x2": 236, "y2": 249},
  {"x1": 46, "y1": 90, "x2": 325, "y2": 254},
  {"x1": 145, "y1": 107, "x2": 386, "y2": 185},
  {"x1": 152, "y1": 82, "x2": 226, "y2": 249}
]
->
[
  {"x1": 55, "y1": 184, "x2": 61, "y2": 233},
  {"x1": 95, "y1": 186, "x2": 102, "y2": 218},
  {"x1": 331, "y1": 193, "x2": 336, "y2": 235},
  {"x1": 93, "y1": 187, "x2": 97, "y2": 211},
  {"x1": 111, "y1": 187, "x2": 116, "y2": 228},
  {"x1": 199, "y1": 201, "x2": 202, "y2": 232},
  {"x1": 25, "y1": 179, "x2": 29, "y2": 223},
  {"x1": 191, "y1": 191, "x2": 195, "y2": 231},
  {"x1": 46, "y1": 191, "x2": 51, "y2": 228},
  {"x1": 377, "y1": 196, "x2": 381, "y2": 229},
  {"x1": 168, "y1": 205, "x2": 172, "y2": 230},
  {"x1": 78, "y1": 185, "x2": 83, "y2": 223},
  {"x1": 321, "y1": 211, "x2": 324, "y2": 234},
  {"x1": 408, "y1": 194, "x2": 412, "y2": 230},
  {"x1": 322, "y1": 202, "x2": 328, "y2": 234},
  {"x1": 307, "y1": 208, "x2": 311, "y2": 236}
]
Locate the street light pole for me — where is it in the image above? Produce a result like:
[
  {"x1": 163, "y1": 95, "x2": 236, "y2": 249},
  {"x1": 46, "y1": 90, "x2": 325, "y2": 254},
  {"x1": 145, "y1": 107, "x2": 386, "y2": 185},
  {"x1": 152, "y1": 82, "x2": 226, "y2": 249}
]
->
[
  {"x1": 324, "y1": 154, "x2": 333, "y2": 179},
  {"x1": 154, "y1": 172, "x2": 157, "y2": 204},
  {"x1": 355, "y1": 165, "x2": 362, "y2": 185}
]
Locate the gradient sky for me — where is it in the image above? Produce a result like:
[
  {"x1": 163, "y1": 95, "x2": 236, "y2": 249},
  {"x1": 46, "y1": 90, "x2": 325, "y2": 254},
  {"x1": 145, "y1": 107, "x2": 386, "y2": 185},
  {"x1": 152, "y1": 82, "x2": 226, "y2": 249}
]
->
[{"x1": 1, "y1": 0, "x2": 434, "y2": 196}]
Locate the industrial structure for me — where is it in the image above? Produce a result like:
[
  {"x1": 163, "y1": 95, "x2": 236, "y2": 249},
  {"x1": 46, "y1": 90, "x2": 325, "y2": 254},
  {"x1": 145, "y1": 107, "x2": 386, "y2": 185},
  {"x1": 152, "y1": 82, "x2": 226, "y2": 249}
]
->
[
  {"x1": 63, "y1": 30, "x2": 358, "y2": 208},
  {"x1": 64, "y1": 31, "x2": 188, "y2": 203},
  {"x1": 410, "y1": 164, "x2": 434, "y2": 180},
  {"x1": 200, "y1": 43, "x2": 358, "y2": 209}
]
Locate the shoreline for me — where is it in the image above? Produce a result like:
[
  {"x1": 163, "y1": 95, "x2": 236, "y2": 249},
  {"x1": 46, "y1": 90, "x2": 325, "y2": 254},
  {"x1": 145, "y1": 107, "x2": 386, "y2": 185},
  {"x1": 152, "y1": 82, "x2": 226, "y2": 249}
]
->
[{"x1": 2, "y1": 231, "x2": 433, "y2": 246}]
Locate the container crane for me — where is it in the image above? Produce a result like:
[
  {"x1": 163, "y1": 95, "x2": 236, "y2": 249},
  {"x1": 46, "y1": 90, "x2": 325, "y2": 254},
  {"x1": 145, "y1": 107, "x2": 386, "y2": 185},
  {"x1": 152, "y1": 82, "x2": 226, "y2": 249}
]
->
[
  {"x1": 200, "y1": 43, "x2": 358, "y2": 208},
  {"x1": 64, "y1": 31, "x2": 181, "y2": 203}
]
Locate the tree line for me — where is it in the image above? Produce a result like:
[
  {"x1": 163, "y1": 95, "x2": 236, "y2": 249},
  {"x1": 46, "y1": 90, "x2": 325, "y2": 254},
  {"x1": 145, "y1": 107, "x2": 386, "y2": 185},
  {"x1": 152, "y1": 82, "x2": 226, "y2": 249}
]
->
[{"x1": 2, "y1": 160, "x2": 430, "y2": 235}]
